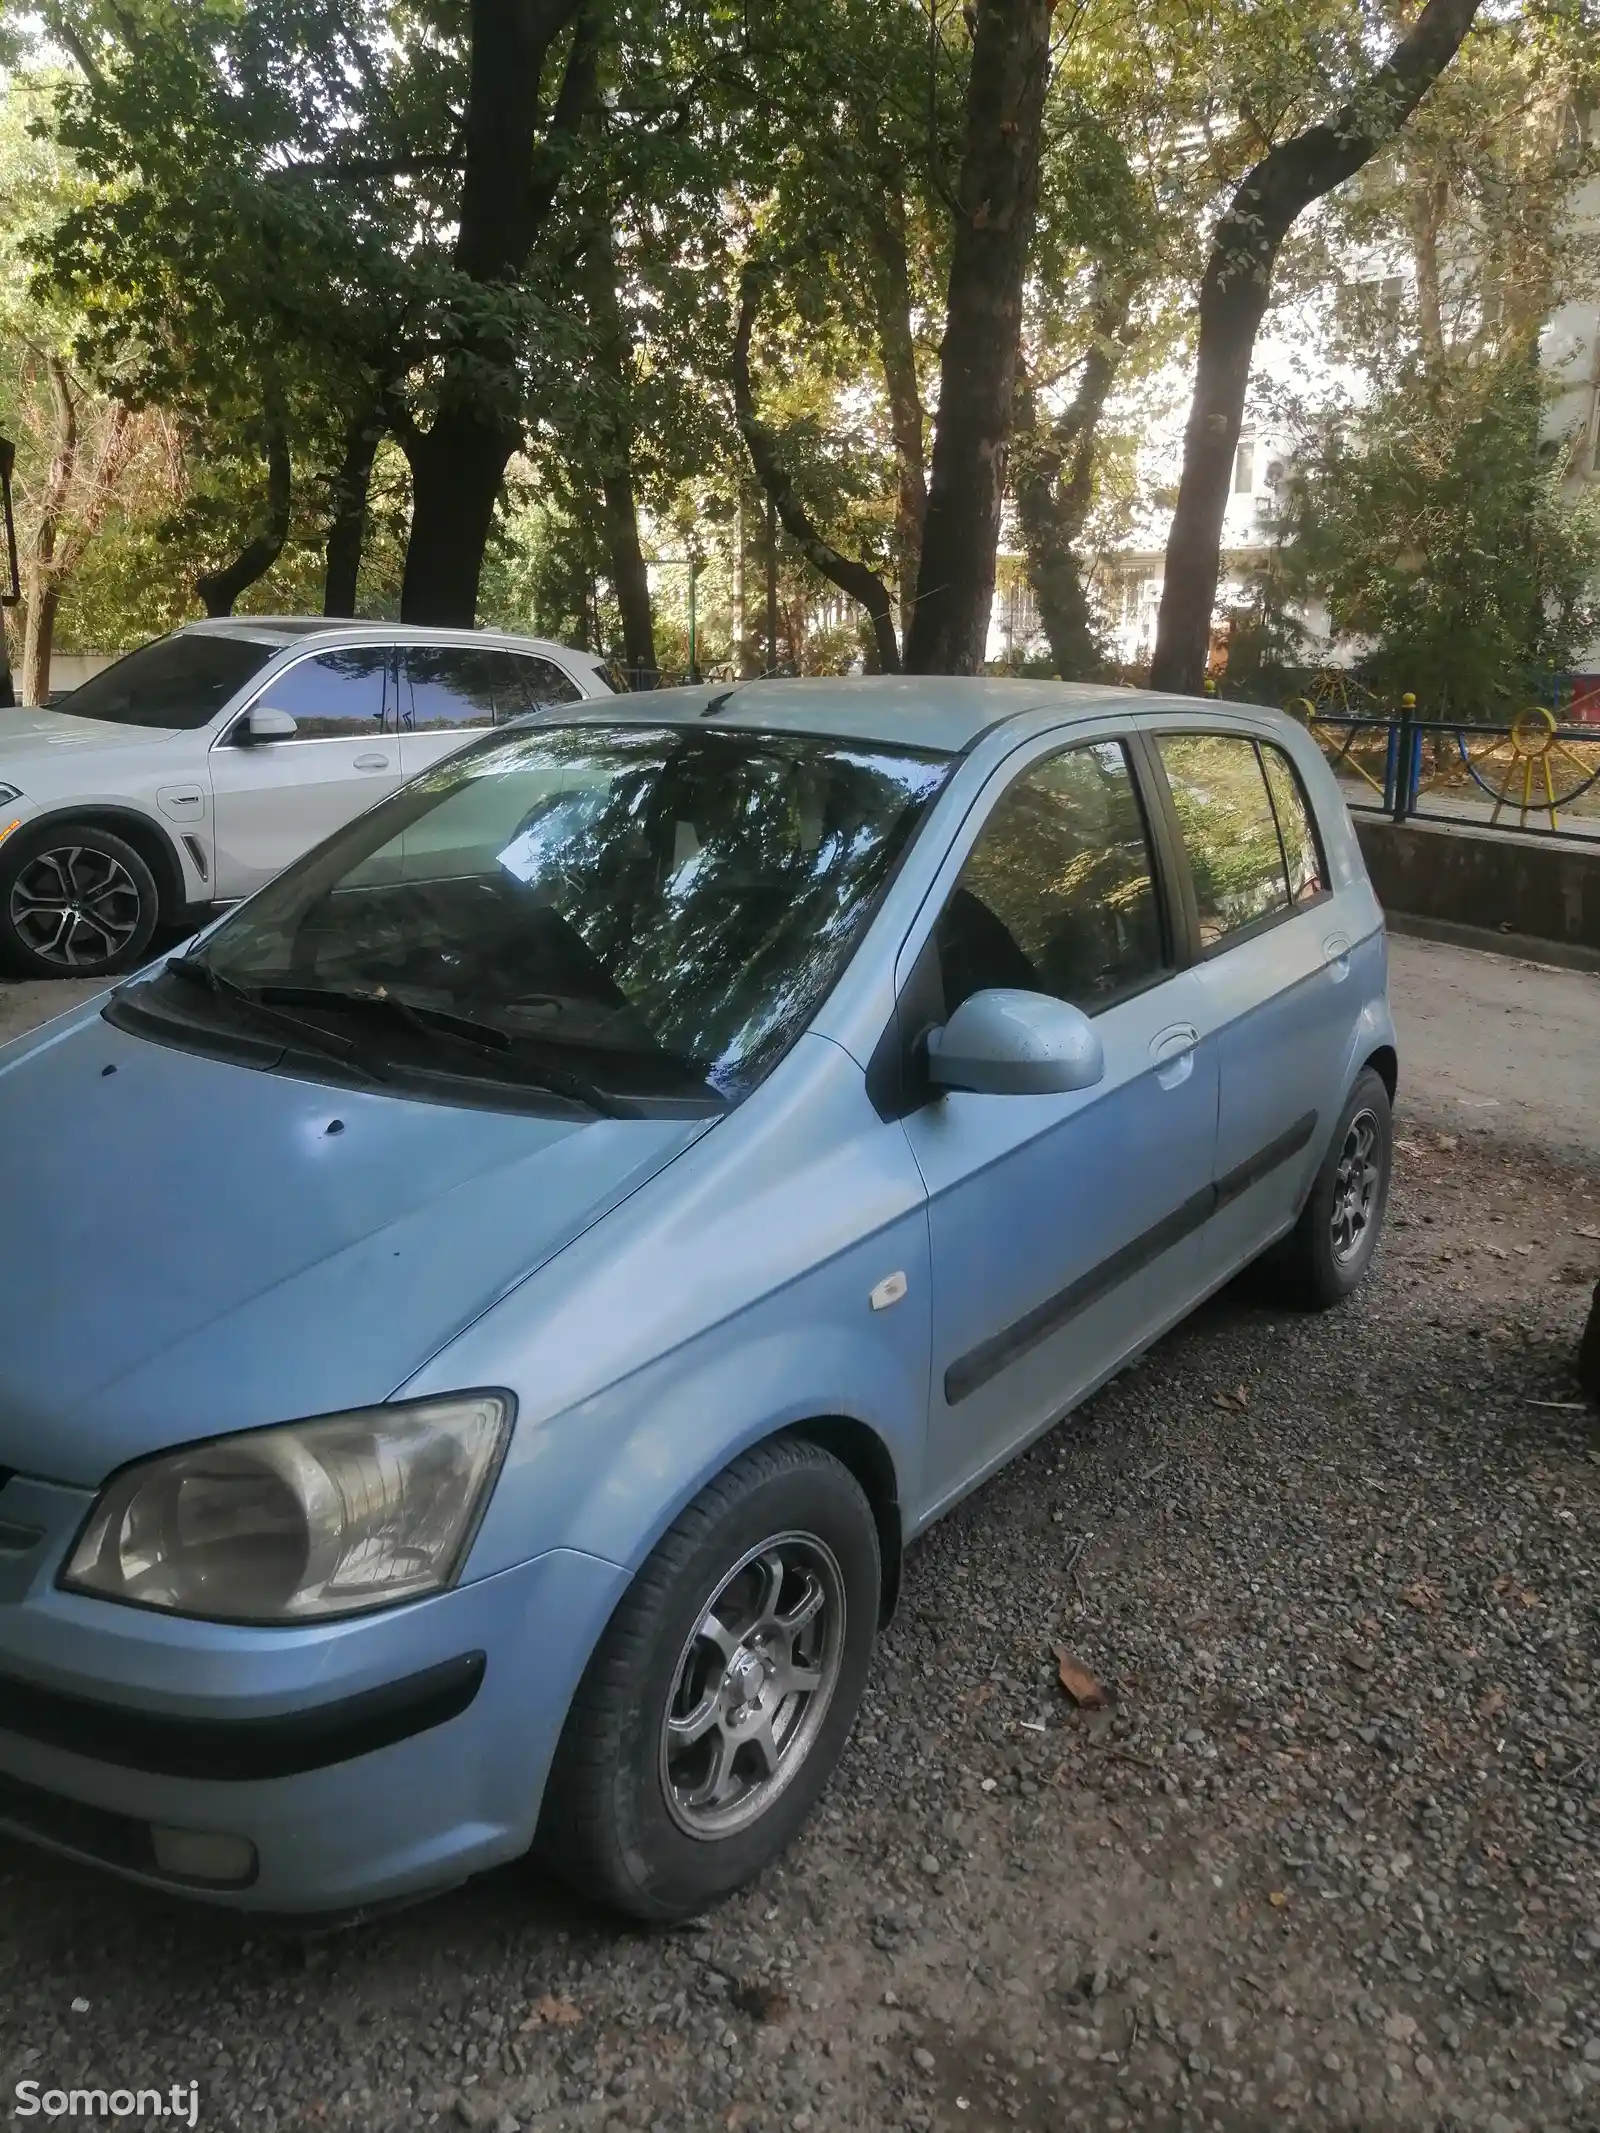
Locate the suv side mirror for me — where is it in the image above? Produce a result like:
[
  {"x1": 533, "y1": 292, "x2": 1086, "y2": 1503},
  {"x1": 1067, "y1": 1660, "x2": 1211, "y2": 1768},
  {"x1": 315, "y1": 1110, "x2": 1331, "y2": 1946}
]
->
[
  {"x1": 243, "y1": 705, "x2": 298, "y2": 743},
  {"x1": 926, "y1": 988, "x2": 1104, "y2": 1097}
]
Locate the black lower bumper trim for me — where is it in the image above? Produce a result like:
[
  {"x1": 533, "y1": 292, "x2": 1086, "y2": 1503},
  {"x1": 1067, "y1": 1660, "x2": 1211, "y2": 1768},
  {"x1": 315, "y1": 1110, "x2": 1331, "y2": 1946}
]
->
[
  {"x1": 0, "y1": 1764, "x2": 158, "y2": 1874},
  {"x1": 0, "y1": 1650, "x2": 486, "y2": 1780}
]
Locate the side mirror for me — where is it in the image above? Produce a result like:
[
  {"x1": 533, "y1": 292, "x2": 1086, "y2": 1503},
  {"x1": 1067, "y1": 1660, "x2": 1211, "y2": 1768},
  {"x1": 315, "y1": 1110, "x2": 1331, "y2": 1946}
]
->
[
  {"x1": 243, "y1": 705, "x2": 297, "y2": 743},
  {"x1": 925, "y1": 988, "x2": 1104, "y2": 1097}
]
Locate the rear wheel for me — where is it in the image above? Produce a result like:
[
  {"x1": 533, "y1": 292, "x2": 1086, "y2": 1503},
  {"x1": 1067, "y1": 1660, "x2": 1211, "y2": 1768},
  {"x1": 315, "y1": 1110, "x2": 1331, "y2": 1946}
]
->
[
  {"x1": 1267, "y1": 1067, "x2": 1392, "y2": 1308},
  {"x1": 539, "y1": 1437, "x2": 880, "y2": 1921},
  {"x1": 0, "y1": 823, "x2": 160, "y2": 979}
]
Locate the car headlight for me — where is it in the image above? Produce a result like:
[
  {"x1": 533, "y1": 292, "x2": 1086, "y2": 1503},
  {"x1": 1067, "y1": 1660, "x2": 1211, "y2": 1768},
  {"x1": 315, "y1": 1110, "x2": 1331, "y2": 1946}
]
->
[{"x1": 62, "y1": 1394, "x2": 513, "y2": 1624}]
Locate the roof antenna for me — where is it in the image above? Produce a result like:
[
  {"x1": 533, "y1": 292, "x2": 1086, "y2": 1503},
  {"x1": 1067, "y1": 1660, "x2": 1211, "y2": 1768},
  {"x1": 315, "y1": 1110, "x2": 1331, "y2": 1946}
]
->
[{"x1": 701, "y1": 683, "x2": 744, "y2": 717}]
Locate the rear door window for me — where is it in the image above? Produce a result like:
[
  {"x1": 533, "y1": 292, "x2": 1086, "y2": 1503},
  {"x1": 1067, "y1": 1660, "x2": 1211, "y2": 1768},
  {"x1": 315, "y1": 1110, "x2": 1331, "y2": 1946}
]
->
[
  {"x1": 401, "y1": 648, "x2": 581, "y2": 732},
  {"x1": 1259, "y1": 743, "x2": 1328, "y2": 907},
  {"x1": 1155, "y1": 733, "x2": 1291, "y2": 949}
]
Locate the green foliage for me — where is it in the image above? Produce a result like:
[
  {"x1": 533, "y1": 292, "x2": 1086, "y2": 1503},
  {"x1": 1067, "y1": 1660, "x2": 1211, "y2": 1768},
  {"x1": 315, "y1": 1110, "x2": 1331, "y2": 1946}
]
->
[{"x1": 1268, "y1": 354, "x2": 1600, "y2": 715}]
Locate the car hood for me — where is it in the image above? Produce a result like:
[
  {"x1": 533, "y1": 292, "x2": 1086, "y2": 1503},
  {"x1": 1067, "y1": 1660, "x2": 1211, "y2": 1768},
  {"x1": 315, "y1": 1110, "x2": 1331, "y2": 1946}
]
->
[
  {"x1": 0, "y1": 706, "x2": 183, "y2": 763},
  {"x1": 0, "y1": 1005, "x2": 713, "y2": 1487}
]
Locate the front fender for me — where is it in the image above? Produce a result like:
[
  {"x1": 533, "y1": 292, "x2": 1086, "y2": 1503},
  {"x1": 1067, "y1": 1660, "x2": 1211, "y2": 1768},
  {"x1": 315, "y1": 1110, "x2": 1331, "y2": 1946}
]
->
[{"x1": 460, "y1": 1203, "x2": 932, "y2": 1586}]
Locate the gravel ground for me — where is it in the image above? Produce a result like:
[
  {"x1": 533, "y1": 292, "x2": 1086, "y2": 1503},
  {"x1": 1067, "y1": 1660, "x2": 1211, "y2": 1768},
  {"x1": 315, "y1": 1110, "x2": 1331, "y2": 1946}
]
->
[{"x1": 2, "y1": 1111, "x2": 1597, "y2": 2133}]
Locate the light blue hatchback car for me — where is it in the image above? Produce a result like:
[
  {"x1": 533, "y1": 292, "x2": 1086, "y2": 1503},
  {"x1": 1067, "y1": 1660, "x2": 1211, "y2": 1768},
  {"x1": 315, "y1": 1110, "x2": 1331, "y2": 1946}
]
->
[{"x1": 0, "y1": 678, "x2": 1396, "y2": 1922}]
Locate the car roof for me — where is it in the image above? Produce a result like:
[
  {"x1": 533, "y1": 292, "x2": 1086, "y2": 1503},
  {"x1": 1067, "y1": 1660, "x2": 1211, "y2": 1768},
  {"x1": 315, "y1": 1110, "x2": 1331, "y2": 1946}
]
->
[
  {"x1": 547, "y1": 675, "x2": 1236, "y2": 754},
  {"x1": 179, "y1": 617, "x2": 593, "y2": 660}
]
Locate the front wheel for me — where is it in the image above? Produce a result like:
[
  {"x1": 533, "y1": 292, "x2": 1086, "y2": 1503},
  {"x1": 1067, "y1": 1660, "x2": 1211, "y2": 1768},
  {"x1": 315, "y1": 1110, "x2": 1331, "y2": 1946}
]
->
[
  {"x1": 1267, "y1": 1066, "x2": 1393, "y2": 1308},
  {"x1": 0, "y1": 823, "x2": 160, "y2": 979},
  {"x1": 539, "y1": 1437, "x2": 881, "y2": 1921}
]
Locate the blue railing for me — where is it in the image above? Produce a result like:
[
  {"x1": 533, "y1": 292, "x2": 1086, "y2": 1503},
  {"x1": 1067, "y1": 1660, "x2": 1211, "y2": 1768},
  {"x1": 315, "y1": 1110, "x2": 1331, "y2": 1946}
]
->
[{"x1": 1301, "y1": 702, "x2": 1600, "y2": 845}]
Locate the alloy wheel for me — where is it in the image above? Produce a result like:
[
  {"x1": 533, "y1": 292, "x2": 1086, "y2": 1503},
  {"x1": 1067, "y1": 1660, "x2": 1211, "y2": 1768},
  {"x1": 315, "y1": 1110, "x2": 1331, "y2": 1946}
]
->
[
  {"x1": 9, "y1": 844, "x2": 143, "y2": 969},
  {"x1": 659, "y1": 1532, "x2": 846, "y2": 1840},
  {"x1": 1330, "y1": 1107, "x2": 1383, "y2": 1264}
]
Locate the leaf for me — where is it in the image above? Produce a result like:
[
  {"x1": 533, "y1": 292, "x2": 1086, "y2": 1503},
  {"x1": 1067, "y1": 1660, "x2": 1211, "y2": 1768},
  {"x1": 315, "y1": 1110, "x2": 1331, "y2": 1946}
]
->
[
  {"x1": 1269, "y1": 1889, "x2": 1289, "y2": 1908},
  {"x1": 522, "y1": 1995, "x2": 582, "y2": 2030},
  {"x1": 1400, "y1": 1579, "x2": 1441, "y2": 1611},
  {"x1": 1052, "y1": 1645, "x2": 1108, "y2": 1708}
]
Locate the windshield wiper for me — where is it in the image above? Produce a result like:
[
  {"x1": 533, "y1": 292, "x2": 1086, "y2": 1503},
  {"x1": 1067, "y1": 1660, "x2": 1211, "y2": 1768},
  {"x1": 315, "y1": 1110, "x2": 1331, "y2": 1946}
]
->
[
  {"x1": 254, "y1": 983, "x2": 619, "y2": 1116},
  {"x1": 164, "y1": 957, "x2": 385, "y2": 1081}
]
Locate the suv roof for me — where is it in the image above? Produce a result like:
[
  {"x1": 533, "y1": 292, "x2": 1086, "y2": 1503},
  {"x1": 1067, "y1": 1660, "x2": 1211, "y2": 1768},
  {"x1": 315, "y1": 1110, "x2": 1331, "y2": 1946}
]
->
[{"x1": 181, "y1": 617, "x2": 596, "y2": 659}]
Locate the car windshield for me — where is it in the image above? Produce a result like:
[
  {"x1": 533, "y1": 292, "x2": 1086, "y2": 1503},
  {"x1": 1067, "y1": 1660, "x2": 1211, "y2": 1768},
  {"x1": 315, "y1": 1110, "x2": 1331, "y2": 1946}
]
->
[
  {"x1": 56, "y1": 634, "x2": 277, "y2": 729},
  {"x1": 186, "y1": 722, "x2": 951, "y2": 1104}
]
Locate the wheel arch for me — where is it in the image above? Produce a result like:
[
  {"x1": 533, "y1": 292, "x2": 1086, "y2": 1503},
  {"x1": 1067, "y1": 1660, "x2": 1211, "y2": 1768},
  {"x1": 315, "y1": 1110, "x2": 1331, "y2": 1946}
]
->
[
  {"x1": 8, "y1": 804, "x2": 188, "y2": 922},
  {"x1": 1362, "y1": 1043, "x2": 1398, "y2": 1102},
  {"x1": 786, "y1": 1414, "x2": 904, "y2": 1626}
]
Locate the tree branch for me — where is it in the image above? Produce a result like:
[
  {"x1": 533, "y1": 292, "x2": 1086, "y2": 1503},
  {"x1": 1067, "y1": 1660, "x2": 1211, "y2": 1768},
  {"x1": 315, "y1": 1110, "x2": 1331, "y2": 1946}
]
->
[{"x1": 732, "y1": 262, "x2": 901, "y2": 673}]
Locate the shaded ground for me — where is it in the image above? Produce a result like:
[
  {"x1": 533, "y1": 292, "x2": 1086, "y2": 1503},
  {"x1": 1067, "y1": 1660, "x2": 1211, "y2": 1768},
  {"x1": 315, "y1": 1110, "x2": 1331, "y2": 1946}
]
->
[{"x1": 1, "y1": 946, "x2": 1597, "y2": 2133}]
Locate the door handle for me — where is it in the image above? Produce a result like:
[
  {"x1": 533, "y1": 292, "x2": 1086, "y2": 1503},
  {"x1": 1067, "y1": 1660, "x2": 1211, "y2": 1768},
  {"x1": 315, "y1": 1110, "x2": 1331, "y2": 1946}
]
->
[
  {"x1": 1150, "y1": 1024, "x2": 1198, "y2": 1064},
  {"x1": 1150, "y1": 1023, "x2": 1198, "y2": 1090},
  {"x1": 354, "y1": 753, "x2": 390, "y2": 771},
  {"x1": 1322, "y1": 932, "x2": 1351, "y2": 981}
]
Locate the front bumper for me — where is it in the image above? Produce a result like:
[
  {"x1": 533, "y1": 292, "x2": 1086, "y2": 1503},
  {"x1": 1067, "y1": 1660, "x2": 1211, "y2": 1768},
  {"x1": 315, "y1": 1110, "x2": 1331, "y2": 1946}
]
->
[{"x1": 0, "y1": 1488, "x2": 628, "y2": 1913}]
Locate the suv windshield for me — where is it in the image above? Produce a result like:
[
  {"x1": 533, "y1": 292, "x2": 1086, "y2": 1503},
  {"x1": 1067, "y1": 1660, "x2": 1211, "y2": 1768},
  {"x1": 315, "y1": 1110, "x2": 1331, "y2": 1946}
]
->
[
  {"x1": 58, "y1": 633, "x2": 277, "y2": 729},
  {"x1": 179, "y1": 722, "x2": 951, "y2": 1105}
]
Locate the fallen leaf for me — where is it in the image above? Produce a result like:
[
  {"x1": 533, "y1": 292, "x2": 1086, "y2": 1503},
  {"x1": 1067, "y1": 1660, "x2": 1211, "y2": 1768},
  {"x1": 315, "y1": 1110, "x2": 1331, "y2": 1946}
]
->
[
  {"x1": 1401, "y1": 1580, "x2": 1441, "y2": 1612},
  {"x1": 1052, "y1": 1645, "x2": 1108, "y2": 1708},
  {"x1": 1478, "y1": 1686, "x2": 1507, "y2": 1719},
  {"x1": 1213, "y1": 1385, "x2": 1250, "y2": 1412},
  {"x1": 730, "y1": 1980, "x2": 790, "y2": 2023},
  {"x1": 522, "y1": 1995, "x2": 582, "y2": 2030},
  {"x1": 1269, "y1": 1890, "x2": 1289, "y2": 1908}
]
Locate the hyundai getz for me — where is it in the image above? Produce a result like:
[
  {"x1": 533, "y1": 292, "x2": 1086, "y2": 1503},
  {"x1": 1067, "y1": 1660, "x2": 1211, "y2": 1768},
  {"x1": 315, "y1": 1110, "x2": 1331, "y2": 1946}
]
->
[{"x1": 0, "y1": 678, "x2": 1395, "y2": 1921}]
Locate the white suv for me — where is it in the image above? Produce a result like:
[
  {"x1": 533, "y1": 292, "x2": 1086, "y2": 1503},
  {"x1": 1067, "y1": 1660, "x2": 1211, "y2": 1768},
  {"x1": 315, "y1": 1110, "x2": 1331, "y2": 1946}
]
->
[{"x1": 0, "y1": 619, "x2": 615, "y2": 979}]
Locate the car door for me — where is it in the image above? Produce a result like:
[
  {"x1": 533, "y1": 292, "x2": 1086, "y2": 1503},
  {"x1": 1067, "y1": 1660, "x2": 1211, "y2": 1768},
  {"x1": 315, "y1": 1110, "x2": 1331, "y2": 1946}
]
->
[
  {"x1": 1146, "y1": 726, "x2": 1349, "y2": 1278},
  {"x1": 396, "y1": 647, "x2": 585, "y2": 778},
  {"x1": 900, "y1": 733, "x2": 1221, "y2": 1514},
  {"x1": 208, "y1": 646, "x2": 399, "y2": 899}
]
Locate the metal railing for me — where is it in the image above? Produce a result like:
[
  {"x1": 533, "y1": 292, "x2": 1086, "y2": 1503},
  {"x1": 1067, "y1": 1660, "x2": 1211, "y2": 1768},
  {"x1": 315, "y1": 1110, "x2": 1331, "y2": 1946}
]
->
[{"x1": 1293, "y1": 688, "x2": 1600, "y2": 846}]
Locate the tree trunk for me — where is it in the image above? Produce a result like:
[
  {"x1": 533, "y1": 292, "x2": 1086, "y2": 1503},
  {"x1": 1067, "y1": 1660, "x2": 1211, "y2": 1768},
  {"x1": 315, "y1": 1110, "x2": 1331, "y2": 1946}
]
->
[
  {"x1": 20, "y1": 353, "x2": 76, "y2": 705},
  {"x1": 21, "y1": 584, "x2": 60, "y2": 707},
  {"x1": 0, "y1": 432, "x2": 16, "y2": 707},
  {"x1": 399, "y1": 408, "x2": 519, "y2": 626},
  {"x1": 904, "y1": 0, "x2": 1054, "y2": 676},
  {"x1": 397, "y1": 0, "x2": 595, "y2": 623},
  {"x1": 1408, "y1": 171, "x2": 1449, "y2": 363},
  {"x1": 600, "y1": 469, "x2": 655, "y2": 684},
  {"x1": 765, "y1": 490, "x2": 778, "y2": 673},
  {"x1": 1013, "y1": 284, "x2": 1132, "y2": 678},
  {"x1": 323, "y1": 399, "x2": 386, "y2": 617},
  {"x1": 865, "y1": 202, "x2": 927, "y2": 632},
  {"x1": 195, "y1": 391, "x2": 292, "y2": 617},
  {"x1": 733, "y1": 263, "x2": 901, "y2": 674},
  {"x1": 578, "y1": 140, "x2": 657, "y2": 686},
  {"x1": 1150, "y1": 0, "x2": 1484, "y2": 695}
]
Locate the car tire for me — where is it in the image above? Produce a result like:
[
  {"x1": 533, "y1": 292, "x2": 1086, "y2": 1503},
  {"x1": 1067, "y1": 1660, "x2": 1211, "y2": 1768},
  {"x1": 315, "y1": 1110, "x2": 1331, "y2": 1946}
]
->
[
  {"x1": 1266, "y1": 1067, "x2": 1393, "y2": 1309},
  {"x1": 0, "y1": 822, "x2": 161, "y2": 980},
  {"x1": 539, "y1": 1437, "x2": 881, "y2": 1922}
]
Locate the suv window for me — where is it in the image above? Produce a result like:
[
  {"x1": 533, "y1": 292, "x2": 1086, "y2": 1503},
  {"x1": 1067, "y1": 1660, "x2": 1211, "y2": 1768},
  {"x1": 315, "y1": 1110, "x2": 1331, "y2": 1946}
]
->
[
  {"x1": 401, "y1": 647, "x2": 582, "y2": 731},
  {"x1": 1260, "y1": 742, "x2": 1327, "y2": 906},
  {"x1": 936, "y1": 739, "x2": 1166, "y2": 1016},
  {"x1": 60, "y1": 633, "x2": 275, "y2": 730},
  {"x1": 1155, "y1": 733, "x2": 1292, "y2": 948},
  {"x1": 247, "y1": 648, "x2": 392, "y2": 739}
]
